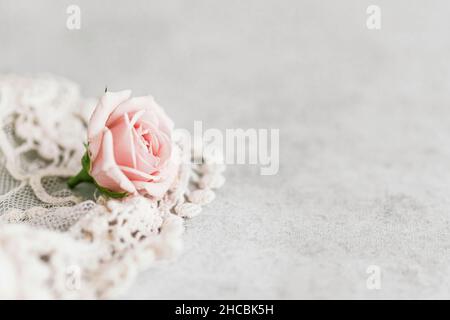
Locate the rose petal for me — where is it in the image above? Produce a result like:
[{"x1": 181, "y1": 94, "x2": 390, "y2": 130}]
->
[
  {"x1": 90, "y1": 128, "x2": 136, "y2": 194},
  {"x1": 138, "y1": 120, "x2": 172, "y2": 164},
  {"x1": 129, "y1": 109, "x2": 146, "y2": 127},
  {"x1": 132, "y1": 146, "x2": 179, "y2": 198},
  {"x1": 154, "y1": 131, "x2": 172, "y2": 164},
  {"x1": 106, "y1": 95, "x2": 173, "y2": 137},
  {"x1": 146, "y1": 97, "x2": 174, "y2": 135},
  {"x1": 106, "y1": 96, "x2": 153, "y2": 127},
  {"x1": 88, "y1": 90, "x2": 132, "y2": 162},
  {"x1": 118, "y1": 165, "x2": 154, "y2": 181},
  {"x1": 109, "y1": 113, "x2": 137, "y2": 168},
  {"x1": 132, "y1": 129, "x2": 159, "y2": 172}
]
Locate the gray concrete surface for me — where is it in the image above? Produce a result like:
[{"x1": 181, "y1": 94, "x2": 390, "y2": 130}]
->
[{"x1": 1, "y1": 0, "x2": 450, "y2": 299}]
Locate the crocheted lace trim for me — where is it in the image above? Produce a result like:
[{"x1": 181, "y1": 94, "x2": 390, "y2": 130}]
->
[{"x1": 0, "y1": 74, "x2": 225, "y2": 299}]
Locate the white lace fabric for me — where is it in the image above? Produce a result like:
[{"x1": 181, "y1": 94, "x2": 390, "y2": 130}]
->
[{"x1": 0, "y1": 74, "x2": 225, "y2": 299}]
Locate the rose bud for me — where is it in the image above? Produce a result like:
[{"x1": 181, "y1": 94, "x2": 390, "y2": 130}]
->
[{"x1": 68, "y1": 90, "x2": 178, "y2": 199}]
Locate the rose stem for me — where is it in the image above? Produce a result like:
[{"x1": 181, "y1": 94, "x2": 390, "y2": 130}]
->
[{"x1": 67, "y1": 167, "x2": 94, "y2": 189}]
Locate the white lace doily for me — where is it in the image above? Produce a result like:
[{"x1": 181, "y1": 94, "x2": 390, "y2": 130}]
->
[{"x1": 0, "y1": 74, "x2": 225, "y2": 299}]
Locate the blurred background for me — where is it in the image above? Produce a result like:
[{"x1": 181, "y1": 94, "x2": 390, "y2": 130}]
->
[{"x1": 1, "y1": 0, "x2": 450, "y2": 298}]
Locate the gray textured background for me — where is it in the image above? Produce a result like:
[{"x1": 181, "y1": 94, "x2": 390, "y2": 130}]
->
[{"x1": 1, "y1": 0, "x2": 450, "y2": 299}]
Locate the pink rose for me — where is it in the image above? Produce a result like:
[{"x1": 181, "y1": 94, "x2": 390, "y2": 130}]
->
[{"x1": 84, "y1": 90, "x2": 178, "y2": 198}]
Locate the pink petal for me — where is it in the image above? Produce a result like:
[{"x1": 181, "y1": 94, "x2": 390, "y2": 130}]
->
[
  {"x1": 106, "y1": 96, "x2": 153, "y2": 127},
  {"x1": 106, "y1": 95, "x2": 174, "y2": 138},
  {"x1": 88, "y1": 90, "x2": 132, "y2": 162},
  {"x1": 109, "y1": 113, "x2": 137, "y2": 168},
  {"x1": 153, "y1": 131, "x2": 172, "y2": 164},
  {"x1": 138, "y1": 120, "x2": 172, "y2": 164},
  {"x1": 147, "y1": 97, "x2": 174, "y2": 136},
  {"x1": 132, "y1": 147, "x2": 179, "y2": 198},
  {"x1": 129, "y1": 109, "x2": 146, "y2": 127},
  {"x1": 90, "y1": 128, "x2": 136, "y2": 194},
  {"x1": 132, "y1": 129, "x2": 159, "y2": 172},
  {"x1": 118, "y1": 165, "x2": 154, "y2": 182}
]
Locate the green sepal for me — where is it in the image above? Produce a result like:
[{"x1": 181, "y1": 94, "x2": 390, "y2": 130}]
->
[
  {"x1": 93, "y1": 183, "x2": 128, "y2": 199},
  {"x1": 67, "y1": 145, "x2": 128, "y2": 199}
]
